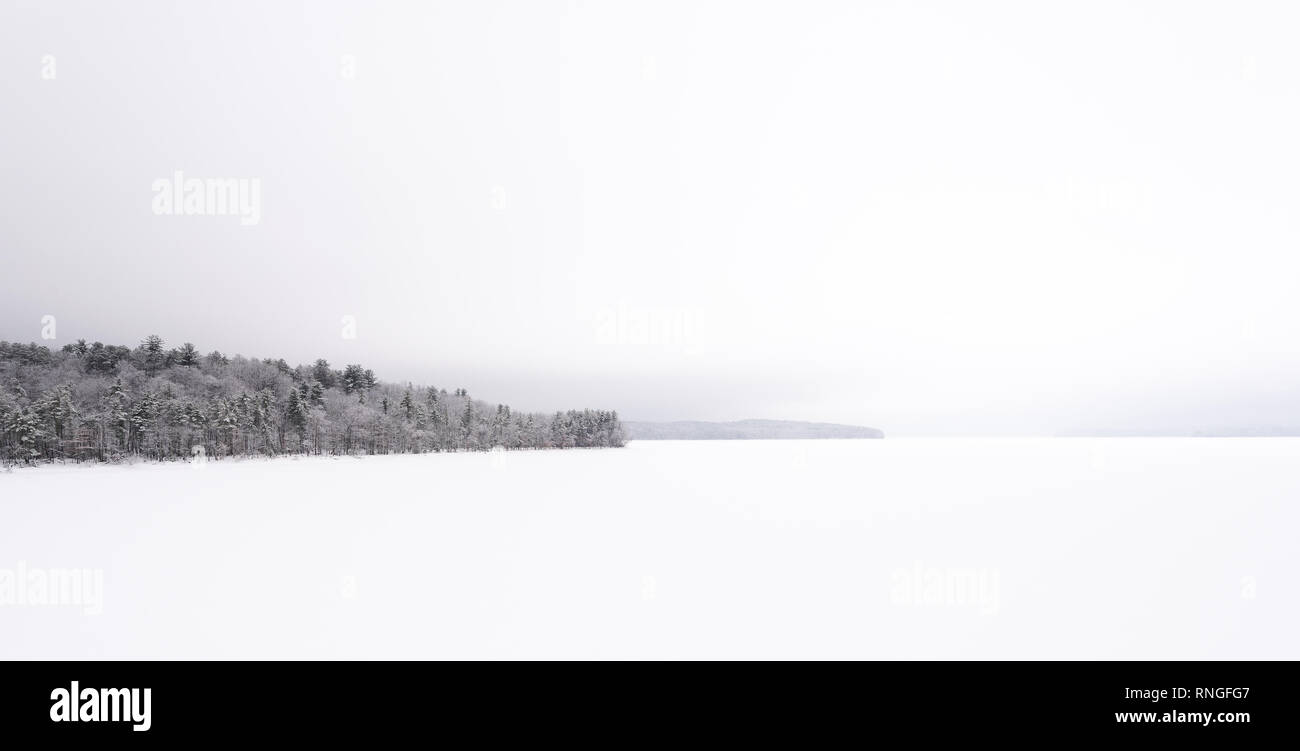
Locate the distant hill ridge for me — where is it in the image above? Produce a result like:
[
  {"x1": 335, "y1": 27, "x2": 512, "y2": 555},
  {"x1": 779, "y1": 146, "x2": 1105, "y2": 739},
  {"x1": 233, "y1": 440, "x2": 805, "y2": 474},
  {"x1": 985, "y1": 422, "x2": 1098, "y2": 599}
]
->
[{"x1": 625, "y1": 419, "x2": 884, "y2": 440}]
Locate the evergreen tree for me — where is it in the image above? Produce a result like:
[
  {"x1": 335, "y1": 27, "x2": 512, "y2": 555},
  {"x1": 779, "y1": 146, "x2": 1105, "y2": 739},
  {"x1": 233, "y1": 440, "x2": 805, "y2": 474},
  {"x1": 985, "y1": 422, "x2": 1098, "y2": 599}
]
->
[
  {"x1": 342, "y1": 364, "x2": 368, "y2": 395},
  {"x1": 312, "y1": 359, "x2": 336, "y2": 388},
  {"x1": 105, "y1": 379, "x2": 130, "y2": 452},
  {"x1": 139, "y1": 335, "x2": 167, "y2": 376},
  {"x1": 285, "y1": 387, "x2": 308, "y2": 450},
  {"x1": 461, "y1": 399, "x2": 475, "y2": 447},
  {"x1": 401, "y1": 388, "x2": 415, "y2": 421},
  {"x1": 4, "y1": 406, "x2": 42, "y2": 462},
  {"x1": 175, "y1": 342, "x2": 200, "y2": 367}
]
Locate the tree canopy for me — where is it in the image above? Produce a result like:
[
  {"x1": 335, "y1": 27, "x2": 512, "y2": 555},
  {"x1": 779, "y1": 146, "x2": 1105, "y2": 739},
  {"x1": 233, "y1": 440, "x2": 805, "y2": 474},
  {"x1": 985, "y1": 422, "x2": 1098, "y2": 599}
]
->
[{"x1": 0, "y1": 337, "x2": 624, "y2": 463}]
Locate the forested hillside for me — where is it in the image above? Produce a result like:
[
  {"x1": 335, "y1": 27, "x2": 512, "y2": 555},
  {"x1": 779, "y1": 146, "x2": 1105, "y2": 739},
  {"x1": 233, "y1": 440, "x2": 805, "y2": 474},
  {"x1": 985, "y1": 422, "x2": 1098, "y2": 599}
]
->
[{"x1": 0, "y1": 336, "x2": 624, "y2": 464}]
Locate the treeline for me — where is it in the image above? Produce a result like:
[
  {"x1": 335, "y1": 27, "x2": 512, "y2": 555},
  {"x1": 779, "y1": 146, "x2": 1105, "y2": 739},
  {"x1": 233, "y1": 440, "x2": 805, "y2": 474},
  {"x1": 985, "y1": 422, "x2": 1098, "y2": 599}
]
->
[{"x1": 0, "y1": 336, "x2": 624, "y2": 464}]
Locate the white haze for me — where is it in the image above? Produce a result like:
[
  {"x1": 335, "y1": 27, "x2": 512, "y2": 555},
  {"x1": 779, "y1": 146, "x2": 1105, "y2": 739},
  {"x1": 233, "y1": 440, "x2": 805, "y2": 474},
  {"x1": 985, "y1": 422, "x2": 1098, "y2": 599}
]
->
[{"x1": 3, "y1": 2, "x2": 1300, "y2": 434}]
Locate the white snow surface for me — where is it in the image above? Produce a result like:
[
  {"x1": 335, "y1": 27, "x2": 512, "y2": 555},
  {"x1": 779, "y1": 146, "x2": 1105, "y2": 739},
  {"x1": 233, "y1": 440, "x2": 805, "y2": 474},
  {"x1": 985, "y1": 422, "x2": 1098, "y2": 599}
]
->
[{"x1": 1, "y1": 438, "x2": 1296, "y2": 659}]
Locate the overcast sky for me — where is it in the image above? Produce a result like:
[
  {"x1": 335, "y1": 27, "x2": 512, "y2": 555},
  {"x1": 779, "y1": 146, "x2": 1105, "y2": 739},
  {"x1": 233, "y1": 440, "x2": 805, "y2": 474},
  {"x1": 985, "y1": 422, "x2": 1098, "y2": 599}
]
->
[{"x1": 3, "y1": 1, "x2": 1300, "y2": 435}]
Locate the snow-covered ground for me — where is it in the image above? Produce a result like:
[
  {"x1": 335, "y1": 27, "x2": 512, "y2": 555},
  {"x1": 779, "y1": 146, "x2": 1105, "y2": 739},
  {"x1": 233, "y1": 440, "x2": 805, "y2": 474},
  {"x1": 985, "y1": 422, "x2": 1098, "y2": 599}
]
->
[{"x1": 1, "y1": 438, "x2": 1295, "y2": 659}]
